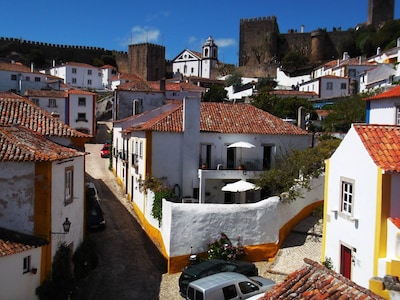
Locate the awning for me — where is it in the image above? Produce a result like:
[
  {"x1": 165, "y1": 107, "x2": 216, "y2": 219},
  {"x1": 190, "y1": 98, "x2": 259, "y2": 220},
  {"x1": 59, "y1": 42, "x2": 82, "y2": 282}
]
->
[{"x1": 221, "y1": 180, "x2": 259, "y2": 192}]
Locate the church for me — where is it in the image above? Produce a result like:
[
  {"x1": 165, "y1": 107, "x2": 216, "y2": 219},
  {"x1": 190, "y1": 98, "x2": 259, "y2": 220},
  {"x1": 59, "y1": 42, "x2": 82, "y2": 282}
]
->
[{"x1": 172, "y1": 36, "x2": 218, "y2": 79}]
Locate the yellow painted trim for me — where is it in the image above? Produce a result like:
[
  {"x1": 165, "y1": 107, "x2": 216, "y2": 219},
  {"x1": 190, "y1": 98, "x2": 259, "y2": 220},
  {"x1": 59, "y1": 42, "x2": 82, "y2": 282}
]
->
[
  {"x1": 321, "y1": 159, "x2": 329, "y2": 263},
  {"x1": 373, "y1": 168, "x2": 383, "y2": 276}
]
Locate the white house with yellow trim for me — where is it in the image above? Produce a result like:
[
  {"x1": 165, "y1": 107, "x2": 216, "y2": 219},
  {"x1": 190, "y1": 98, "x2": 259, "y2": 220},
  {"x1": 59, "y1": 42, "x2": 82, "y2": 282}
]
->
[
  {"x1": 0, "y1": 125, "x2": 86, "y2": 298},
  {"x1": 322, "y1": 85, "x2": 400, "y2": 298},
  {"x1": 111, "y1": 97, "x2": 321, "y2": 272}
]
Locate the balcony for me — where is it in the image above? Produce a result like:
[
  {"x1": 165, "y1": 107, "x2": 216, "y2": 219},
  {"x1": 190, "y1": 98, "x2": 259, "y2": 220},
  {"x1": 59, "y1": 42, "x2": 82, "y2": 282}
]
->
[{"x1": 198, "y1": 159, "x2": 265, "y2": 181}]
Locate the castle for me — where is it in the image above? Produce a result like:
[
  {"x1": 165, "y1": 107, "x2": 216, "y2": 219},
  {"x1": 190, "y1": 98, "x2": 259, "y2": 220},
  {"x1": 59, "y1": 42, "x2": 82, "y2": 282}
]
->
[
  {"x1": 0, "y1": 0, "x2": 395, "y2": 80},
  {"x1": 238, "y1": 0, "x2": 395, "y2": 77}
]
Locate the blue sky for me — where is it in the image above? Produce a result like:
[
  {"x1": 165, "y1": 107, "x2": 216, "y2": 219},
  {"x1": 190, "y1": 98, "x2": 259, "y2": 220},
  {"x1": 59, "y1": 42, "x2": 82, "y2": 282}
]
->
[{"x1": 1, "y1": 0, "x2": 400, "y2": 65}]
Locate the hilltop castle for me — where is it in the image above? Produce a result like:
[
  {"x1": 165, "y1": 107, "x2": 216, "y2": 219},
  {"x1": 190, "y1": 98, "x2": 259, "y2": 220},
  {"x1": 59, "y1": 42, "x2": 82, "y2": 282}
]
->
[{"x1": 238, "y1": 0, "x2": 395, "y2": 77}]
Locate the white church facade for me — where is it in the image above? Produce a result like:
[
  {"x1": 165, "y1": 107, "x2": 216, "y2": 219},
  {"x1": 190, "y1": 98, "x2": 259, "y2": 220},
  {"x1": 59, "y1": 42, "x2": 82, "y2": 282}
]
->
[{"x1": 172, "y1": 36, "x2": 218, "y2": 79}]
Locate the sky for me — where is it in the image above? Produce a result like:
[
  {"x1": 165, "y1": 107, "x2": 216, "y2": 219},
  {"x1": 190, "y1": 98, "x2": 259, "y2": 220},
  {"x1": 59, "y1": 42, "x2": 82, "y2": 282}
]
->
[{"x1": 1, "y1": 0, "x2": 400, "y2": 66}]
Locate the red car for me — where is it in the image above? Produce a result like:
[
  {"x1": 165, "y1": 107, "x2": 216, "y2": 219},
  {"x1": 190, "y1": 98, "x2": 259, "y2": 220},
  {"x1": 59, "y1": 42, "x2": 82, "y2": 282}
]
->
[{"x1": 100, "y1": 144, "x2": 110, "y2": 158}]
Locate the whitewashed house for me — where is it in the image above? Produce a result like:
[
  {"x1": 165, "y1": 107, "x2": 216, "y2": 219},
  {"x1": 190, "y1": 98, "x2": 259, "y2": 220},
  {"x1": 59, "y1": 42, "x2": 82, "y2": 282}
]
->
[
  {"x1": 25, "y1": 89, "x2": 98, "y2": 135},
  {"x1": 0, "y1": 228, "x2": 47, "y2": 300},
  {"x1": 100, "y1": 64, "x2": 117, "y2": 89},
  {"x1": 172, "y1": 36, "x2": 218, "y2": 79},
  {"x1": 299, "y1": 75, "x2": 350, "y2": 99},
  {"x1": 48, "y1": 62, "x2": 103, "y2": 90},
  {"x1": 113, "y1": 80, "x2": 165, "y2": 121},
  {"x1": 0, "y1": 124, "x2": 86, "y2": 299},
  {"x1": 359, "y1": 63, "x2": 396, "y2": 93},
  {"x1": 322, "y1": 86, "x2": 400, "y2": 298},
  {"x1": 0, "y1": 61, "x2": 47, "y2": 94}
]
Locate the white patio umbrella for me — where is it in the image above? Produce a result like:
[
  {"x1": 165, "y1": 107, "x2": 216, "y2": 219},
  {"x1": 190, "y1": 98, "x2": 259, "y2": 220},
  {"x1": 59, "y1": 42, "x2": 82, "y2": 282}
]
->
[
  {"x1": 227, "y1": 141, "x2": 256, "y2": 166},
  {"x1": 227, "y1": 141, "x2": 255, "y2": 149},
  {"x1": 221, "y1": 180, "x2": 259, "y2": 192}
]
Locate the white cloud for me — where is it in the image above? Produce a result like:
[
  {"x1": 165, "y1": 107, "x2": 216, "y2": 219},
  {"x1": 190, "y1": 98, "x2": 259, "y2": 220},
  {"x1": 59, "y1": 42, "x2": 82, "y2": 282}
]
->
[
  {"x1": 214, "y1": 38, "x2": 236, "y2": 48},
  {"x1": 129, "y1": 26, "x2": 161, "y2": 44},
  {"x1": 146, "y1": 10, "x2": 170, "y2": 22}
]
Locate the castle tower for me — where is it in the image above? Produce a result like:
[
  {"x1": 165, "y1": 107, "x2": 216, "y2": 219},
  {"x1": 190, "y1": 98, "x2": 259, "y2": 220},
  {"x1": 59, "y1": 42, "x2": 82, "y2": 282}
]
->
[
  {"x1": 239, "y1": 16, "x2": 279, "y2": 67},
  {"x1": 201, "y1": 36, "x2": 218, "y2": 79},
  {"x1": 311, "y1": 30, "x2": 327, "y2": 63},
  {"x1": 128, "y1": 43, "x2": 165, "y2": 81},
  {"x1": 367, "y1": 0, "x2": 394, "y2": 28}
]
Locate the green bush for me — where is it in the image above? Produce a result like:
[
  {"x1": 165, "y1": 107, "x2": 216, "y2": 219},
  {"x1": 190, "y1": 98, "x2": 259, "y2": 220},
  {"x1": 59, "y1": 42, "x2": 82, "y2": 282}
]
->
[{"x1": 207, "y1": 232, "x2": 246, "y2": 261}]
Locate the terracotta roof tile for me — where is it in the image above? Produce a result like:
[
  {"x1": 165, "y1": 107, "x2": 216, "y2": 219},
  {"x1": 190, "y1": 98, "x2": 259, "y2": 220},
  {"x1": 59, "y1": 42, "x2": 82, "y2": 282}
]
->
[
  {"x1": 363, "y1": 85, "x2": 400, "y2": 101},
  {"x1": 259, "y1": 258, "x2": 384, "y2": 299},
  {"x1": 0, "y1": 227, "x2": 48, "y2": 257},
  {"x1": 0, "y1": 125, "x2": 84, "y2": 162},
  {"x1": 126, "y1": 102, "x2": 309, "y2": 135},
  {"x1": 353, "y1": 124, "x2": 400, "y2": 173},
  {"x1": 0, "y1": 92, "x2": 91, "y2": 139},
  {"x1": 389, "y1": 217, "x2": 400, "y2": 229}
]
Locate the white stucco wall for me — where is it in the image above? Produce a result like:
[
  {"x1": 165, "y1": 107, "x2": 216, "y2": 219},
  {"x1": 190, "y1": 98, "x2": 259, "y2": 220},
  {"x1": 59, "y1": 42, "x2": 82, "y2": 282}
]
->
[
  {"x1": 369, "y1": 98, "x2": 399, "y2": 125},
  {"x1": 0, "y1": 162, "x2": 35, "y2": 234},
  {"x1": 0, "y1": 248, "x2": 42, "y2": 300},
  {"x1": 51, "y1": 157, "x2": 85, "y2": 260},
  {"x1": 324, "y1": 127, "x2": 380, "y2": 288},
  {"x1": 158, "y1": 176, "x2": 324, "y2": 257},
  {"x1": 69, "y1": 93, "x2": 95, "y2": 134}
]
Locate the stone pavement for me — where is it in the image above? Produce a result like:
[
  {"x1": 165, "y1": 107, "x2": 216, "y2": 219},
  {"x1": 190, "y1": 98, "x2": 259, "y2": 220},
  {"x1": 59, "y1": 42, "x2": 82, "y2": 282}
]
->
[{"x1": 159, "y1": 214, "x2": 323, "y2": 299}]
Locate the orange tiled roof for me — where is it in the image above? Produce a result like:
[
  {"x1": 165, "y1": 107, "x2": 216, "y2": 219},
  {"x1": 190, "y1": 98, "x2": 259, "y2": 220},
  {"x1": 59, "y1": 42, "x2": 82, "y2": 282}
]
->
[
  {"x1": 270, "y1": 90, "x2": 317, "y2": 97},
  {"x1": 25, "y1": 89, "x2": 67, "y2": 98},
  {"x1": 0, "y1": 227, "x2": 48, "y2": 257},
  {"x1": 126, "y1": 102, "x2": 309, "y2": 135},
  {"x1": 259, "y1": 258, "x2": 384, "y2": 299},
  {"x1": 0, "y1": 61, "x2": 32, "y2": 73},
  {"x1": 389, "y1": 217, "x2": 400, "y2": 229},
  {"x1": 363, "y1": 85, "x2": 400, "y2": 101},
  {"x1": 0, "y1": 92, "x2": 91, "y2": 138},
  {"x1": 0, "y1": 125, "x2": 84, "y2": 162},
  {"x1": 354, "y1": 124, "x2": 400, "y2": 173}
]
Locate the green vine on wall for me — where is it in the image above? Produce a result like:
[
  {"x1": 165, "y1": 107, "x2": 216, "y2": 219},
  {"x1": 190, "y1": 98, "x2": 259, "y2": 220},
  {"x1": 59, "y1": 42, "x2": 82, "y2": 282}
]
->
[{"x1": 139, "y1": 174, "x2": 173, "y2": 226}]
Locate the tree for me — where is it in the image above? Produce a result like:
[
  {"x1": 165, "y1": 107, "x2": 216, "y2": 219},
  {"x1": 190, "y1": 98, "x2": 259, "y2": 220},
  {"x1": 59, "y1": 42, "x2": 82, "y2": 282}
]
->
[
  {"x1": 203, "y1": 84, "x2": 227, "y2": 102},
  {"x1": 224, "y1": 70, "x2": 243, "y2": 92},
  {"x1": 251, "y1": 93, "x2": 316, "y2": 121},
  {"x1": 321, "y1": 95, "x2": 366, "y2": 132},
  {"x1": 255, "y1": 137, "x2": 341, "y2": 202},
  {"x1": 280, "y1": 50, "x2": 309, "y2": 72}
]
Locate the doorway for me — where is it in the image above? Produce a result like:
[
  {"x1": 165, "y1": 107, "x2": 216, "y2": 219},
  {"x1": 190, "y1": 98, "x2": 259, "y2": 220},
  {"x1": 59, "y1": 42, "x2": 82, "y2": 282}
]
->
[{"x1": 340, "y1": 244, "x2": 352, "y2": 279}]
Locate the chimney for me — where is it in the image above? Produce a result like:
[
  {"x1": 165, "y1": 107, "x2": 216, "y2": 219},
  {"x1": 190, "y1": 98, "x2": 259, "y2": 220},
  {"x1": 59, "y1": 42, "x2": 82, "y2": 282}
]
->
[
  {"x1": 301, "y1": 25, "x2": 304, "y2": 33},
  {"x1": 343, "y1": 52, "x2": 350, "y2": 60},
  {"x1": 30, "y1": 62, "x2": 34, "y2": 72},
  {"x1": 160, "y1": 78, "x2": 166, "y2": 91},
  {"x1": 377, "y1": 47, "x2": 381, "y2": 55}
]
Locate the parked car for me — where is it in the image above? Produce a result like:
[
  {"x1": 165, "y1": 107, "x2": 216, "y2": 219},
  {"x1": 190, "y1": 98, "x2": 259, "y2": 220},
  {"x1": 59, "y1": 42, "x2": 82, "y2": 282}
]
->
[
  {"x1": 185, "y1": 272, "x2": 275, "y2": 300},
  {"x1": 100, "y1": 144, "x2": 110, "y2": 158},
  {"x1": 86, "y1": 183, "x2": 105, "y2": 229},
  {"x1": 179, "y1": 259, "x2": 258, "y2": 297}
]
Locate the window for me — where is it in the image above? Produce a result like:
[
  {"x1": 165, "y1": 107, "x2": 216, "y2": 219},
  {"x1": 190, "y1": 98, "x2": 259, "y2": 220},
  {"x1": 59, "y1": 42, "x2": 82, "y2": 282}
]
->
[
  {"x1": 25, "y1": 76, "x2": 30, "y2": 81},
  {"x1": 72, "y1": 78, "x2": 77, "y2": 84},
  {"x1": 204, "y1": 48, "x2": 209, "y2": 57},
  {"x1": 341, "y1": 179, "x2": 354, "y2": 215},
  {"x1": 48, "y1": 99, "x2": 57, "y2": 108},
  {"x1": 11, "y1": 74, "x2": 17, "y2": 80},
  {"x1": 222, "y1": 285, "x2": 237, "y2": 299},
  {"x1": 23, "y1": 255, "x2": 31, "y2": 273},
  {"x1": 35, "y1": 77, "x2": 41, "y2": 82},
  {"x1": 65, "y1": 167, "x2": 73, "y2": 205},
  {"x1": 88, "y1": 69, "x2": 92, "y2": 75},
  {"x1": 326, "y1": 82, "x2": 333, "y2": 90},
  {"x1": 191, "y1": 67, "x2": 194, "y2": 73},
  {"x1": 87, "y1": 79, "x2": 92, "y2": 85},
  {"x1": 396, "y1": 106, "x2": 400, "y2": 125},
  {"x1": 76, "y1": 113, "x2": 87, "y2": 122},
  {"x1": 139, "y1": 141, "x2": 143, "y2": 158},
  {"x1": 78, "y1": 97, "x2": 86, "y2": 106},
  {"x1": 341, "y1": 83, "x2": 347, "y2": 90},
  {"x1": 72, "y1": 68, "x2": 77, "y2": 74},
  {"x1": 31, "y1": 98, "x2": 39, "y2": 106},
  {"x1": 239, "y1": 280, "x2": 259, "y2": 294}
]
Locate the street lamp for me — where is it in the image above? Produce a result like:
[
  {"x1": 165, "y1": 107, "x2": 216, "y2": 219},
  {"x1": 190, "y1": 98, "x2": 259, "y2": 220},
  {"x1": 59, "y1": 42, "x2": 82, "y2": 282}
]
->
[{"x1": 51, "y1": 218, "x2": 71, "y2": 234}]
